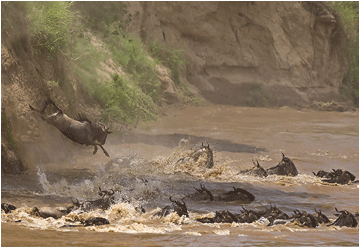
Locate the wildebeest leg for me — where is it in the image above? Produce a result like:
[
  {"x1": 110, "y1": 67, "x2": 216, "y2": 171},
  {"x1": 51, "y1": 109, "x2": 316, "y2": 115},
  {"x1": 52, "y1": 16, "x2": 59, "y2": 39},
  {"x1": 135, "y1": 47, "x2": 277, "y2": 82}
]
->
[
  {"x1": 98, "y1": 144, "x2": 110, "y2": 157},
  {"x1": 93, "y1": 145, "x2": 98, "y2": 155},
  {"x1": 93, "y1": 144, "x2": 109, "y2": 157},
  {"x1": 29, "y1": 99, "x2": 61, "y2": 118},
  {"x1": 47, "y1": 99, "x2": 63, "y2": 113},
  {"x1": 29, "y1": 103, "x2": 50, "y2": 121}
]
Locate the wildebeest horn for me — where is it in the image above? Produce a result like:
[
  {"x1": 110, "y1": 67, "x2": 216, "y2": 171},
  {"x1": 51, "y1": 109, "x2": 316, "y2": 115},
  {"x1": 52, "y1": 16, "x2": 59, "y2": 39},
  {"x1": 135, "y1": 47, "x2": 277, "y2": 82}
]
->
[
  {"x1": 282, "y1": 153, "x2": 285, "y2": 158},
  {"x1": 72, "y1": 198, "x2": 80, "y2": 206},
  {"x1": 97, "y1": 119, "x2": 106, "y2": 128},
  {"x1": 294, "y1": 209, "x2": 301, "y2": 215},
  {"x1": 109, "y1": 189, "x2": 115, "y2": 195},
  {"x1": 314, "y1": 207, "x2": 321, "y2": 214},
  {"x1": 32, "y1": 207, "x2": 41, "y2": 216},
  {"x1": 169, "y1": 196, "x2": 174, "y2": 203},
  {"x1": 335, "y1": 207, "x2": 339, "y2": 212}
]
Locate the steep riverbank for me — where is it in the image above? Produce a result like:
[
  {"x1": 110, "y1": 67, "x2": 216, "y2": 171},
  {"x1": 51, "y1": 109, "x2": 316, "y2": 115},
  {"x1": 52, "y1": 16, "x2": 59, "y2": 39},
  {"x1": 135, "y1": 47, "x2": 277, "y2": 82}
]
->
[{"x1": 129, "y1": 2, "x2": 351, "y2": 107}]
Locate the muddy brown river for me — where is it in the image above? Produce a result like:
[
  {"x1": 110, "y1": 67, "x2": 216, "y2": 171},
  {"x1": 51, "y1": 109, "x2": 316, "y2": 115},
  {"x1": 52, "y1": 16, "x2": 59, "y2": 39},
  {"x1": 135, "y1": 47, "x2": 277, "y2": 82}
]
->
[{"x1": 2, "y1": 105, "x2": 359, "y2": 246}]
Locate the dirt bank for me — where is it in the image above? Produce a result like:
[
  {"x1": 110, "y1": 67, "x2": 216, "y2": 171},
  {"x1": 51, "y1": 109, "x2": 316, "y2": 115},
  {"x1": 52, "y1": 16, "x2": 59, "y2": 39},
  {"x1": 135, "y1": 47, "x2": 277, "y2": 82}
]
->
[
  {"x1": 127, "y1": 2, "x2": 348, "y2": 107},
  {"x1": 1, "y1": 2, "x2": 355, "y2": 175}
]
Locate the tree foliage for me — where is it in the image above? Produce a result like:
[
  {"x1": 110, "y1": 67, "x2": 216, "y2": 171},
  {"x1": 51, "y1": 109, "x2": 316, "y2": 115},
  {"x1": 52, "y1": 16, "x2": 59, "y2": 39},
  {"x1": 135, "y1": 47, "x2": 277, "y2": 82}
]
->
[{"x1": 331, "y1": 1, "x2": 359, "y2": 107}]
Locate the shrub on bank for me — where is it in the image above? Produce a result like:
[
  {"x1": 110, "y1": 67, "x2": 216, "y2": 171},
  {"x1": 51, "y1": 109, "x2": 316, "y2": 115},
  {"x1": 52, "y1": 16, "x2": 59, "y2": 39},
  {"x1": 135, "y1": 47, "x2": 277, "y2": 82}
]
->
[{"x1": 331, "y1": 2, "x2": 359, "y2": 107}]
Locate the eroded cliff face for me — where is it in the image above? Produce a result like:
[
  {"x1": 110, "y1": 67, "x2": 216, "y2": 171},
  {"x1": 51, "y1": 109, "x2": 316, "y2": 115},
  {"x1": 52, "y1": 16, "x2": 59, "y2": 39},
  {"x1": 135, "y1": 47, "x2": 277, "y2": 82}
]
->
[
  {"x1": 127, "y1": 1, "x2": 348, "y2": 107},
  {"x1": 0, "y1": 1, "x2": 351, "y2": 174}
]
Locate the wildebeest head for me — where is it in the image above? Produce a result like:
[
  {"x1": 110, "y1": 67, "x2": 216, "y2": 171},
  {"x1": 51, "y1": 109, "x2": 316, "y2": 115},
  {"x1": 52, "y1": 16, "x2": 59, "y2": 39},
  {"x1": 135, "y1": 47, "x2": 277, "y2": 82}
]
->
[
  {"x1": 313, "y1": 208, "x2": 330, "y2": 224},
  {"x1": 292, "y1": 209, "x2": 319, "y2": 228},
  {"x1": 191, "y1": 143, "x2": 214, "y2": 168},
  {"x1": 312, "y1": 170, "x2": 330, "y2": 178},
  {"x1": 266, "y1": 153, "x2": 298, "y2": 177},
  {"x1": 98, "y1": 187, "x2": 115, "y2": 204},
  {"x1": 169, "y1": 196, "x2": 189, "y2": 217},
  {"x1": 213, "y1": 210, "x2": 239, "y2": 223},
  {"x1": 237, "y1": 159, "x2": 268, "y2": 178},
  {"x1": 251, "y1": 160, "x2": 268, "y2": 177},
  {"x1": 238, "y1": 207, "x2": 260, "y2": 223},
  {"x1": 223, "y1": 187, "x2": 255, "y2": 203},
  {"x1": 1, "y1": 203, "x2": 17, "y2": 214},
  {"x1": 76, "y1": 115, "x2": 112, "y2": 146},
  {"x1": 93, "y1": 119, "x2": 112, "y2": 145},
  {"x1": 259, "y1": 204, "x2": 289, "y2": 222},
  {"x1": 328, "y1": 207, "x2": 358, "y2": 227},
  {"x1": 193, "y1": 183, "x2": 214, "y2": 201}
]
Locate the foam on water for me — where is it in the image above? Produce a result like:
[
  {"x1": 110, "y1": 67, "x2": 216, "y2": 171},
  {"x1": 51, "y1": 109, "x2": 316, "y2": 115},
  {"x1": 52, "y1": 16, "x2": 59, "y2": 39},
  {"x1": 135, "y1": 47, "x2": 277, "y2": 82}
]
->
[{"x1": 2, "y1": 144, "x2": 358, "y2": 236}]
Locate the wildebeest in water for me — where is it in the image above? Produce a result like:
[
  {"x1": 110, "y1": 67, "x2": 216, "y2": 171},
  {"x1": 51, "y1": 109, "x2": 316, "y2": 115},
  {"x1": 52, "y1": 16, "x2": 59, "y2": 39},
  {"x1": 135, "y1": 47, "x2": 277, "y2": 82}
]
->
[
  {"x1": 29, "y1": 99, "x2": 112, "y2": 157},
  {"x1": 313, "y1": 169, "x2": 357, "y2": 184},
  {"x1": 266, "y1": 153, "x2": 298, "y2": 176},
  {"x1": 186, "y1": 183, "x2": 255, "y2": 204}
]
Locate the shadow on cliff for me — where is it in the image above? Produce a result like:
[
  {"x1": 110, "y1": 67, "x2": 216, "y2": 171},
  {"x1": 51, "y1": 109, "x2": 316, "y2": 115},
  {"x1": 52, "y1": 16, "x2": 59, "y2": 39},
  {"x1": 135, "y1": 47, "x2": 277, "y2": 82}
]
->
[{"x1": 111, "y1": 133, "x2": 267, "y2": 154}]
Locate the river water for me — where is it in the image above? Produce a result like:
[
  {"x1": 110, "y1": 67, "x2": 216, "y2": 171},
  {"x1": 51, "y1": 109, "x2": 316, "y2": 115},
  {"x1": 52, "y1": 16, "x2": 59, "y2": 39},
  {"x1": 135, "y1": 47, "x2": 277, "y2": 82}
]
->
[{"x1": 1, "y1": 105, "x2": 359, "y2": 246}]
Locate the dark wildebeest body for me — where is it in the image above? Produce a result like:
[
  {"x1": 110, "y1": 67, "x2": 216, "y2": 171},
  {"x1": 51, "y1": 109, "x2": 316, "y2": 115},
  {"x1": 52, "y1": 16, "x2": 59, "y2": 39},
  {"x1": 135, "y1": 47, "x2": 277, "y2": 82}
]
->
[
  {"x1": 60, "y1": 217, "x2": 110, "y2": 228},
  {"x1": 236, "y1": 207, "x2": 261, "y2": 223},
  {"x1": 328, "y1": 208, "x2": 358, "y2": 227},
  {"x1": 83, "y1": 217, "x2": 110, "y2": 226},
  {"x1": 312, "y1": 170, "x2": 331, "y2": 178},
  {"x1": 291, "y1": 209, "x2": 319, "y2": 228},
  {"x1": 196, "y1": 210, "x2": 239, "y2": 224},
  {"x1": 188, "y1": 183, "x2": 215, "y2": 201},
  {"x1": 73, "y1": 187, "x2": 116, "y2": 212},
  {"x1": 30, "y1": 206, "x2": 65, "y2": 219},
  {"x1": 267, "y1": 153, "x2": 298, "y2": 177},
  {"x1": 29, "y1": 99, "x2": 111, "y2": 157},
  {"x1": 238, "y1": 160, "x2": 268, "y2": 178},
  {"x1": 196, "y1": 205, "x2": 288, "y2": 225},
  {"x1": 176, "y1": 143, "x2": 214, "y2": 169},
  {"x1": 313, "y1": 208, "x2": 330, "y2": 224},
  {"x1": 213, "y1": 210, "x2": 238, "y2": 223},
  {"x1": 154, "y1": 197, "x2": 189, "y2": 218},
  {"x1": 316, "y1": 169, "x2": 357, "y2": 184},
  {"x1": 257, "y1": 204, "x2": 290, "y2": 225},
  {"x1": 219, "y1": 187, "x2": 255, "y2": 203},
  {"x1": 1, "y1": 203, "x2": 17, "y2": 214},
  {"x1": 186, "y1": 184, "x2": 255, "y2": 204},
  {"x1": 30, "y1": 188, "x2": 116, "y2": 219}
]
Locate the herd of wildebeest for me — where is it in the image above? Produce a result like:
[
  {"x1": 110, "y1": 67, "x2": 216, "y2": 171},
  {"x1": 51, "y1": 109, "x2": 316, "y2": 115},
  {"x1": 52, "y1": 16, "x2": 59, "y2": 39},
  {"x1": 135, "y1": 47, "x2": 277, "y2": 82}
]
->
[
  {"x1": 1, "y1": 144, "x2": 359, "y2": 229},
  {"x1": 1, "y1": 100, "x2": 358, "y2": 230}
]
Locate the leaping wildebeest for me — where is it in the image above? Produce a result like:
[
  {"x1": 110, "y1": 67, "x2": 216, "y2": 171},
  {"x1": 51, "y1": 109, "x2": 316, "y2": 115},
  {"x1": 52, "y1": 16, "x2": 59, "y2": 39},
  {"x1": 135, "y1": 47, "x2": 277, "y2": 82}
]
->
[{"x1": 29, "y1": 99, "x2": 111, "y2": 157}]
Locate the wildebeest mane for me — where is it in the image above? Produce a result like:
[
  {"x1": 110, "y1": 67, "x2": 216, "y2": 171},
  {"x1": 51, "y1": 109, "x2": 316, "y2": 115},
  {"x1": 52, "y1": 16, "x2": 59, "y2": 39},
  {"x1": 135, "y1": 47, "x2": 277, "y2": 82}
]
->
[{"x1": 76, "y1": 113, "x2": 92, "y2": 123}]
